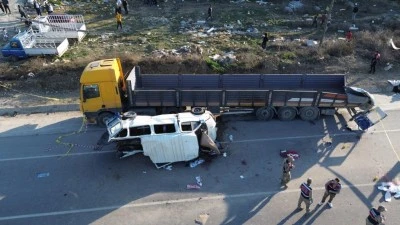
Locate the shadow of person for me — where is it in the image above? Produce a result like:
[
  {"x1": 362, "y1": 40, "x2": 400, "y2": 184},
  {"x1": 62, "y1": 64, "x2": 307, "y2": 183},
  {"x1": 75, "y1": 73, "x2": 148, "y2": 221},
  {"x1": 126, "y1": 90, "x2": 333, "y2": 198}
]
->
[
  {"x1": 302, "y1": 203, "x2": 329, "y2": 225},
  {"x1": 277, "y1": 208, "x2": 304, "y2": 225}
]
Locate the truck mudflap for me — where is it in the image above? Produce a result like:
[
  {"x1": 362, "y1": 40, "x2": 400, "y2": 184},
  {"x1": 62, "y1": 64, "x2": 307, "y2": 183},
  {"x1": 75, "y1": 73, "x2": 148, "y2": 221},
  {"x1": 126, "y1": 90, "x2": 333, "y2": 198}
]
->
[{"x1": 352, "y1": 106, "x2": 387, "y2": 131}]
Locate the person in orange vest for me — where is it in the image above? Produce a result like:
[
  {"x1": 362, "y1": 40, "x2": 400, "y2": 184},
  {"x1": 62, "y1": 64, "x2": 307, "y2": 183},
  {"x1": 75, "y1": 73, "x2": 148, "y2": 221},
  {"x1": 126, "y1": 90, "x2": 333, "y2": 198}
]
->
[
  {"x1": 116, "y1": 12, "x2": 122, "y2": 30},
  {"x1": 297, "y1": 178, "x2": 313, "y2": 213},
  {"x1": 318, "y1": 178, "x2": 342, "y2": 208},
  {"x1": 366, "y1": 205, "x2": 387, "y2": 225},
  {"x1": 281, "y1": 155, "x2": 295, "y2": 188},
  {"x1": 346, "y1": 30, "x2": 353, "y2": 42}
]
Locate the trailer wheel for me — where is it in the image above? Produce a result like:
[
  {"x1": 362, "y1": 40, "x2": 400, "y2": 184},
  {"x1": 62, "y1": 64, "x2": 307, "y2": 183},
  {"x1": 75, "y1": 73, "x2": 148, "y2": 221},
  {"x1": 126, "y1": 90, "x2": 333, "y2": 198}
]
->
[
  {"x1": 256, "y1": 107, "x2": 275, "y2": 121},
  {"x1": 277, "y1": 107, "x2": 297, "y2": 121},
  {"x1": 191, "y1": 107, "x2": 205, "y2": 115},
  {"x1": 299, "y1": 107, "x2": 320, "y2": 121},
  {"x1": 98, "y1": 112, "x2": 115, "y2": 127}
]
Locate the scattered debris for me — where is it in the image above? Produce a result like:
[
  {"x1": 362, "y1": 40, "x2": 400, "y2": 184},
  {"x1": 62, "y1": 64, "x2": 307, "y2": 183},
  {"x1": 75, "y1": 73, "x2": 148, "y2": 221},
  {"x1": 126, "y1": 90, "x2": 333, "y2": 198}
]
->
[
  {"x1": 187, "y1": 184, "x2": 201, "y2": 189},
  {"x1": 306, "y1": 40, "x2": 318, "y2": 47},
  {"x1": 389, "y1": 38, "x2": 400, "y2": 50},
  {"x1": 37, "y1": 172, "x2": 50, "y2": 178},
  {"x1": 280, "y1": 150, "x2": 300, "y2": 159},
  {"x1": 229, "y1": 134, "x2": 233, "y2": 142},
  {"x1": 377, "y1": 182, "x2": 400, "y2": 201},
  {"x1": 190, "y1": 159, "x2": 205, "y2": 168},
  {"x1": 240, "y1": 175, "x2": 244, "y2": 179},
  {"x1": 384, "y1": 63, "x2": 393, "y2": 71},
  {"x1": 27, "y1": 72, "x2": 35, "y2": 78},
  {"x1": 209, "y1": 52, "x2": 237, "y2": 65},
  {"x1": 223, "y1": 152, "x2": 227, "y2": 157},
  {"x1": 165, "y1": 165, "x2": 173, "y2": 171},
  {"x1": 196, "y1": 176, "x2": 203, "y2": 186},
  {"x1": 195, "y1": 213, "x2": 210, "y2": 225}
]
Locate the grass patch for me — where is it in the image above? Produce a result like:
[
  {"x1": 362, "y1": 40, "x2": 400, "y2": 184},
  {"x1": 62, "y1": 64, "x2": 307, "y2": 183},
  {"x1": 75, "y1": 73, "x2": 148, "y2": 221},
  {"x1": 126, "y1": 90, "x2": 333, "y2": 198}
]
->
[{"x1": 205, "y1": 58, "x2": 226, "y2": 74}]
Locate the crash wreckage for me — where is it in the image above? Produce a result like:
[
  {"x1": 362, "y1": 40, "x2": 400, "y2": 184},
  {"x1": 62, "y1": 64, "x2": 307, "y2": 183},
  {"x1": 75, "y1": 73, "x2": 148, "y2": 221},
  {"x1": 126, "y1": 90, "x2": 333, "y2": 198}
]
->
[{"x1": 106, "y1": 110, "x2": 221, "y2": 168}]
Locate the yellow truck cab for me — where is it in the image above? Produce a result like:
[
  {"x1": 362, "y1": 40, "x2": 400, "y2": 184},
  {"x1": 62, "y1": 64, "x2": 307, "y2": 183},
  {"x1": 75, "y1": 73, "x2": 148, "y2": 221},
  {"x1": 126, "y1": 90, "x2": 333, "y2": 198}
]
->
[{"x1": 80, "y1": 58, "x2": 126, "y2": 125}]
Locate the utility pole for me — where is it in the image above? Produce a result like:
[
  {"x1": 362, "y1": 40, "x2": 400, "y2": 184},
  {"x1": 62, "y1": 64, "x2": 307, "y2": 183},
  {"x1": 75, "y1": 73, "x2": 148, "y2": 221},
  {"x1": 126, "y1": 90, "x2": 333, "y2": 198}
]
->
[{"x1": 319, "y1": 0, "x2": 336, "y2": 47}]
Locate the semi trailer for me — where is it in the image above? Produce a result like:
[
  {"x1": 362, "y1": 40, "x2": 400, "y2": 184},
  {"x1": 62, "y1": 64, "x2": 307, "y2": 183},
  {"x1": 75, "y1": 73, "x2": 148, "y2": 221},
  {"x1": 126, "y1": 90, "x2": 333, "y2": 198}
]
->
[{"x1": 80, "y1": 58, "x2": 377, "y2": 127}]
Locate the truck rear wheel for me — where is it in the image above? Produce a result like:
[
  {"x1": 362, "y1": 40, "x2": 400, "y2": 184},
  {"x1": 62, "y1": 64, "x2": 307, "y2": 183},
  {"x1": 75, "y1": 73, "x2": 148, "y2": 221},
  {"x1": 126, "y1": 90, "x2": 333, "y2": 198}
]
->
[
  {"x1": 277, "y1": 107, "x2": 297, "y2": 121},
  {"x1": 256, "y1": 106, "x2": 275, "y2": 121},
  {"x1": 98, "y1": 112, "x2": 115, "y2": 127},
  {"x1": 299, "y1": 107, "x2": 320, "y2": 121}
]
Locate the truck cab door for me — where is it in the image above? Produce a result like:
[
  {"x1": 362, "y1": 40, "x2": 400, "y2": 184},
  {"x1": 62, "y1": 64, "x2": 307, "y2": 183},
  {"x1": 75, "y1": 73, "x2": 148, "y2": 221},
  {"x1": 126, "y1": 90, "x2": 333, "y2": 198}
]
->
[
  {"x1": 5, "y1": 40, "x2": 26, "y2": 59},
  {"x1": 81, "y1": 84, "x2": 104, "y2": 113}
]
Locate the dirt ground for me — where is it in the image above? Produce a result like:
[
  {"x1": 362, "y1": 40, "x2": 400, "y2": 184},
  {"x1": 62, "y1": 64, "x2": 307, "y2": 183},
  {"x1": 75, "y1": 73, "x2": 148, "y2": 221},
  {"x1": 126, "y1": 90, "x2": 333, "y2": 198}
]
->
[{"x1": 0, "y1": 0, "x2": 399, "y2": 110}]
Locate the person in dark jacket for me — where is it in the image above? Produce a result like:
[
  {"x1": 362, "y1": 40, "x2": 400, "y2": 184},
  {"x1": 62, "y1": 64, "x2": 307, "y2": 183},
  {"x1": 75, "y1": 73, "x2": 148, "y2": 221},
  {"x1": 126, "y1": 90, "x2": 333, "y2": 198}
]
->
[
  {"x1": 369, "y1": 51, "x2": 380, "y2": 74},
  {"x1": 33, "y1": 0, "x2": 42, "y2": 16},
  {"x1": 261, "y1": 32, "x2": 268, "y2": 50},
  {"x1": 366, "y1": 205, "x2": 386, "y2": 225},
  {"x1": 122, "y1": 0, "x2": 128, "y2": 14},
  {"x1": 2, "y1": 0, "x2": 11, "y2": 14},
  {"x1": 318, "y1": 178, "x2": 342, "y2": 208},
  {"x1": 45, "y1": 2, "x2": 53, "y2": 15},
  {"x1": 352, "y1": 3, "x2": 359, "y2": 20},
  {"x1": 207, "y1": 5, "x2": 212, "y2": 20},
  {"x1": 18, "y1": 5, "x2": 27, "y2": 18}
]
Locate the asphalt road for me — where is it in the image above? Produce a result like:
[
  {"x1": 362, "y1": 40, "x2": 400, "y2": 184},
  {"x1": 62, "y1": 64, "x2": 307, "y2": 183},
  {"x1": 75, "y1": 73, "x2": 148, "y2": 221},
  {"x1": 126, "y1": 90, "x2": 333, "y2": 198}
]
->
[{"x1": 0, "y1": 103, "x2": 399, "y2": 225}]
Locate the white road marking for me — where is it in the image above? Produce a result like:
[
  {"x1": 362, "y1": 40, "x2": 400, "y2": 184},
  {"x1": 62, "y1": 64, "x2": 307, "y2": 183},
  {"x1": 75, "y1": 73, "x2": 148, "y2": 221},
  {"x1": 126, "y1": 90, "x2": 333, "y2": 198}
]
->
[
  {"x1": 379, "y1": 121, "x2": 400, "y2": 161},
  {"x1": 0, "y1": 182, "x2": 376, "y2": 221}
]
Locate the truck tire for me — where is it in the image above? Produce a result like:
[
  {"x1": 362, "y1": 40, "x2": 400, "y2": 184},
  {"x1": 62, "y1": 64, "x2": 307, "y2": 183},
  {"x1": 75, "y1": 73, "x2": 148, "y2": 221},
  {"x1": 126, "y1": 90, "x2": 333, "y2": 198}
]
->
[
  {"x1": 191, "y1": 107, "x2": 205, "y2": 115},
  {"x1": 299, "y1": 107, "x2": 320, "y2": 121},
  {"x1": 277, "y1": 107, "x2": 297, "y2": 121},
  {"x1": 256, "y1": 106, "x2": 275, "y2": 121},
  {"x1": 97, "y1": 112, "x2": 115, "y2": 127}
]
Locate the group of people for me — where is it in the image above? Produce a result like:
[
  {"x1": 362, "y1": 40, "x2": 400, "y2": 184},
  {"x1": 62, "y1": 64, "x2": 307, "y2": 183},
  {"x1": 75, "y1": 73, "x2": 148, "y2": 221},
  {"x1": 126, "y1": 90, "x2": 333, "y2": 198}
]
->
[
  {"x1": 115, "y1": 0, "x2": 129, "y2": 30},
  {"x1": 281, "y1": 155, "x2": 387, "y2": 224},
  {"x1": 32, "y1": 0, "x2": 54, "y2": 16},
  {"x1": 0, "y1": 0, "x2": 11, "y2": 14}
]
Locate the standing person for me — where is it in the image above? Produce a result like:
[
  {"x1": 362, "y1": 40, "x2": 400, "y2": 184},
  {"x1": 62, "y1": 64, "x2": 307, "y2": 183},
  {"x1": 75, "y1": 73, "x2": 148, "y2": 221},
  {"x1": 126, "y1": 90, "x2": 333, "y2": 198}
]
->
[
  {"x1": 116, "y1": 12, "x2": 122, "y2": 30},
  {"x1": 261, "y1": 32, "x2": 268, "y2": 50},
  {"x1": 2, "y1": 0, "x2": 11, "y2": 14},
  {"x1": 352, "y1": 3, "x2": 359, "y2": 20},
  {"x1": 320, "y1": 13, "x2": 327, "y2": 26},
  {"x1": 366, "y1": 205, "x2": 387, "y2": 225},
  {"x1": 45, "y1": 2, "x2": 53, "y2": 15},
  {"x1": 281, "y1": 155, "x2": 295, "y2": 188},
  {"x1": 369, "y1": 51, "x2": 380, "y2": 74},
  {"x1": 115, "y1": 0, "x2": 122, "y2": 14},
  {"x1": 346, "y1": 30, "x2": 353, "y2": 42},
  {"x1": 311, "y1": 14, "x2": 318, "y2": 28},
  {"x1": 33, "y1": 0, "x2": 42, "y2": 16},
  {"x1": 318, "y1": 178, "x2": 342, "y2": 208},
  {"x1": 0, "y1": 2, "x2": 5, "y2": 14},
  {"x1": 207, "y1": 4, "x2": 212, "y2": 21},
  {"x1": 297, "y1": 178, "x2": 313, "y2": 213},
  {"x1": 18, "y1": 5, "x2": 27, "y2": 18},
  {"x1": 122, "y1": 0, "x2": 128, "y2": 14}
]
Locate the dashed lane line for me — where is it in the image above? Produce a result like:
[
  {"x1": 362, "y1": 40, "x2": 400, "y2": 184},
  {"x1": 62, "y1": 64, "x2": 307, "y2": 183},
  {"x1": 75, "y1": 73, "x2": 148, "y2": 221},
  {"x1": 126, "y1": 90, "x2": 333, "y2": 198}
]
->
[{"x1": 0, "y1": 182, "x2": 376, "y2": 221}]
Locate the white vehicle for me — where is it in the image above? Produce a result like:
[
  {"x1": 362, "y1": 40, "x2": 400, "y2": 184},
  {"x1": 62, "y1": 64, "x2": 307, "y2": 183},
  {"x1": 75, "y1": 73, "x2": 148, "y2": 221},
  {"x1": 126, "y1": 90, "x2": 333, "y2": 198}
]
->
[
  {"x1": 106, "y1": 110, "x2": 219, "y2": 168},
  {"x1": 32, "y1": 15, "x2": 86, "y2": 42}
]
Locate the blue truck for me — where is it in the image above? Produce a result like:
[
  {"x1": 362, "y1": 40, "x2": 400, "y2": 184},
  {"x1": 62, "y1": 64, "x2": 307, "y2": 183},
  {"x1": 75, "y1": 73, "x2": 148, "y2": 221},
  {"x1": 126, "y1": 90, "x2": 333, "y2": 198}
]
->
[{"x1": 1, "y1": 27, "x2": 69, "y2": 61}]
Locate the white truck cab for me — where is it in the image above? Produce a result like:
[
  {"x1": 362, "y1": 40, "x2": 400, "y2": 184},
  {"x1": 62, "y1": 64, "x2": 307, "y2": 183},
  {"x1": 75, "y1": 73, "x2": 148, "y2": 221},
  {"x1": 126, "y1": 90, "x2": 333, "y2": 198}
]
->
[{"x1": 106, "y1": 110, "x2": 218, "y2": 168}]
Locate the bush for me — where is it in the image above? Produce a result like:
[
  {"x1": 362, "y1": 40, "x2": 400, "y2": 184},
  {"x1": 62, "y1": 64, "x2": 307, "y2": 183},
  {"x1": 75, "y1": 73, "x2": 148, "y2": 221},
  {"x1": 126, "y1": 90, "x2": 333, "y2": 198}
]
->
[
  {"x1": 205, "y1": 58, "x2": 226, "y2": 74},
  {"x1": 323, "y1": 40, "x2": 354, "y2": 57}
]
